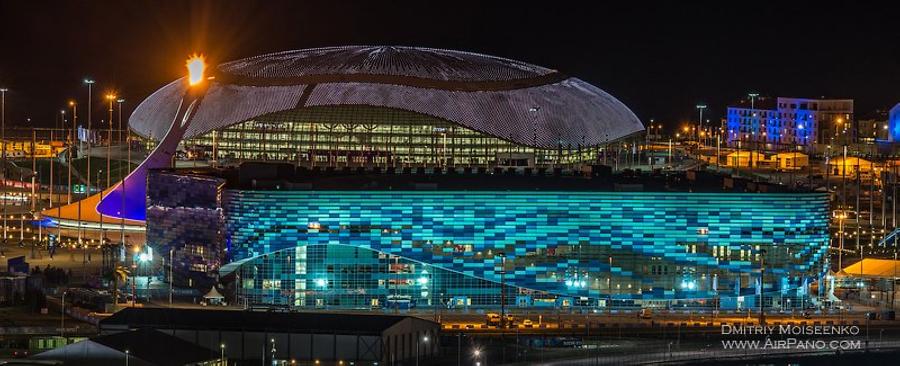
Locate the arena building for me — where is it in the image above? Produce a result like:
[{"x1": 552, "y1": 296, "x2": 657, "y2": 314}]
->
[
  {"x1": 47, "y1": 46, "x2": 830, "y2": 311},
  {"x1": 147, "y1": 164, "x2": 830, "y2": 311}
]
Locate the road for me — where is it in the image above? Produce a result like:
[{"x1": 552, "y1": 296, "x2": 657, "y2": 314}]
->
[{"x1": 520, "y1": 340, "x2": 900, "y2": 365}]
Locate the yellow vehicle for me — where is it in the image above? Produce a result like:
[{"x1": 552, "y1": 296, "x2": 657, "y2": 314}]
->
[
  {"x1": 486, "y1": 313, "x2": 501, "y2": 326},
  {"x1": 505, "y1": 314, "x2": 516, "y2": 326}
]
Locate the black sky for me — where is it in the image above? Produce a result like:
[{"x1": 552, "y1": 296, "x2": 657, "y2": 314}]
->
[{"x1": 0, "y1": 1, "x2": 898, "y2": 132}]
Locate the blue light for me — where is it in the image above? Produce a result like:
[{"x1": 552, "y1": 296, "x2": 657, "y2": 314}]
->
[
  {"x1": 157, "y1": 189, "x2": 830, "y2": 305},
  {"x1": 890, "y1": 103, "x2": 900, "y2": 141}
]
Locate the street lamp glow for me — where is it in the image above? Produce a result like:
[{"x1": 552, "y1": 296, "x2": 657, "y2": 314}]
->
[{"x1": 186, "y1": 54, "x2": 206, "y2": 86}]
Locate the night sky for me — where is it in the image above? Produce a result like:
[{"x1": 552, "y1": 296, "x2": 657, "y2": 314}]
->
[{"x1": 0, "y1": 1, "x2": 898, "y2": 132}]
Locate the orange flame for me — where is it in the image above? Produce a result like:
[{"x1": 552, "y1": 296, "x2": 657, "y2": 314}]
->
[{"x1": 186, "y1": 54, "x2": 206, "y2": 86}]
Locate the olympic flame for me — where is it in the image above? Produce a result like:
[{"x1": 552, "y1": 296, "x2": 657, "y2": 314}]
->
[{"x1": 186, "y1": 54, "x2": 206, "y2": 86}]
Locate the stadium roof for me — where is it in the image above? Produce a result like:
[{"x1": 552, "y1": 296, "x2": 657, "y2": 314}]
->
[{"x1": 129, "y1": 46, "x2": 643, "y2": 149}]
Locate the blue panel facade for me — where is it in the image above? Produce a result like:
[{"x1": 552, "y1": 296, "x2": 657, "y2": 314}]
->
[{"x1": 221, "y1": 191, "x2": 830, "y2": 306}]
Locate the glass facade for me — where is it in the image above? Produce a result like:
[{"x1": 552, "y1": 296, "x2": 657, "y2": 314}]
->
[
  {"x1": 219, "y1": 190, "x2": 830, "y2": 310},
  {"x1": 233, "y1": 244, "x2": 509, "y2": 310},
  {"x1": 184, "y1": 105, "x2": 603, "y2": 167}
]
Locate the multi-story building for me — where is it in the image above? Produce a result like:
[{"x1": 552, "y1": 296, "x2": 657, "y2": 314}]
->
[
  {"x1": 726, "y1": 96, "x2": 853, "y2": 148},
  {"x1": 857, "y1": 109, "x2": 890, "y2": 144}
]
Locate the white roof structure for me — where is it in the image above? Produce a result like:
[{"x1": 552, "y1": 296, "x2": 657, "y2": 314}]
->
[
  {"x1": 203, "y1": 287, "x2": 224, "y2": 299},
  {"x1": 129, "y1": 46, "x2": 643, "y2": 149}
]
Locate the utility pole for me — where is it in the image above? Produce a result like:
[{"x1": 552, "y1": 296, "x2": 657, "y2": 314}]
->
[{"x1": 1, "y1": 88, "x2": 8, "y2": 252}]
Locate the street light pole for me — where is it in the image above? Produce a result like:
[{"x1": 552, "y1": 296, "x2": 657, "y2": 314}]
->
[
  {"x1": 117, "y1": 99, "x2": 124, "y2": 144},
  {"x1": 498, "y1": 252, "x2": 507, "y2": 329},
  {"x1": 83, "y1": 79, "x2": 95, "y2": 268},
  {"x1": 68, "y1": 101, "x2": 76, "y2": 205},
  {"x1": 759, "y1": 249, "x2": 767, "y2": 325},
  {"x1": 839, "y1": 213, "x2": 846, "y2": 270},
  {"x1": 748, "y1": 93, "x2": 759, "y2": 169},
  {"x1": 1, "y1": 88, "x2": 8, "y2": 251},
  {"x1": 169, "y1": 247, "x2": 174, "y2": 305},
  {"x1": 696, "y1": 104, "x2": 707, "y2": 148},
  {"x1": 84, "y1": 78, "x2": 94, "y2": 195},
  {"x1": 416, "y1": 335, "x2": 430, "y2": 366},
  {"x1": 61, "y1": 290, "x2": 67, "y2": 338},
  {"x1": 106, "y1": 94, "x2": 115, "y2": 189},
  {"x1": 117, "y1": 99, "x2": 126, "y2": 254}
]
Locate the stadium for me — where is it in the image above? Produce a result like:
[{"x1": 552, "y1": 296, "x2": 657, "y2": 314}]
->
[{"x1": 48, "y1": 46, "x2": 830, "y2": 311}]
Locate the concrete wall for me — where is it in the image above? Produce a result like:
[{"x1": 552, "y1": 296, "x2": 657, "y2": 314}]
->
[
  {"x1": 105, "y1": 326, "x2": 385, "y2": 363},
  {"x1": 383, "y1": 317, "x2": 441, "y2": 362}
]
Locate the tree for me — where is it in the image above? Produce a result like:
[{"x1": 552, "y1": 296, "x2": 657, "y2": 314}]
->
[{"x1": 105, "y1": 265, "x2": 130, "y2": 306}]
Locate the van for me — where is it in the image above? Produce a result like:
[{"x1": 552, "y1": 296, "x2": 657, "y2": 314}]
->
[{"x1": 486, "y1": 313, "x2": 501, "y2": 326}]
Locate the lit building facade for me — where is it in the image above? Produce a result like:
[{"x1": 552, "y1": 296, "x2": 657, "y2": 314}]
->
[
  {"x1": 889, "y1": 103, "x2": 900, "y2": 143},
  {"x1": 183, "y1": 105, "x2": 604, "y2": 167},
  {"x1": 115, "y1": 46, "x2": 830, "y2": 313},
  {"x1": 726, "y1": 97, "x2": 853, "y2": 148},
  {"x1": 147, "y1": 168, "x2": 831, "y2": 310},
  {"x1": 856, "y1": 109, "x2": 889, "y2": 144}
]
